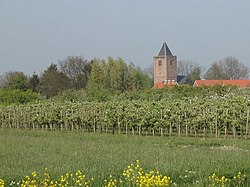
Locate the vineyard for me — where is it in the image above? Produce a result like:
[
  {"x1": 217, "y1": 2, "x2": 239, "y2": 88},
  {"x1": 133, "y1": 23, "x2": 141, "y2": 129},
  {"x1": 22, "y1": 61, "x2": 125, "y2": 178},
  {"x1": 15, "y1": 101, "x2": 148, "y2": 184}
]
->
[{"x1": 0, "y1": 95, "x2": 249, "y2": 139}]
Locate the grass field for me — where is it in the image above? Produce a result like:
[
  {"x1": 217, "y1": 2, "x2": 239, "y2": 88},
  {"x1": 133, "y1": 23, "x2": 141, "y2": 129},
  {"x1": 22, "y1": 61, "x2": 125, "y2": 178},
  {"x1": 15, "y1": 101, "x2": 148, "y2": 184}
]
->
[{"x1": 0, "y1": 130, "x2": 249, "y2": 186}]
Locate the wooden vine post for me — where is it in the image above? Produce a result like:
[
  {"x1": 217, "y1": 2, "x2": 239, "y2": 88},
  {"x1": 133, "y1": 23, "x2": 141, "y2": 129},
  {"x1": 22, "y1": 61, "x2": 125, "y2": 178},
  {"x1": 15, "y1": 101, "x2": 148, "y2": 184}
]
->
[
  {"x1": 118, "y1": 117, "x2": 121, "y2": 134},
  {"x1": 160, "y1": 109, "x2": 163, "y2": 137},
  {"x1": 246, "y1": 109, "x2": 249, "y2": 139},
  {"x1": 60, "y1": 110, "x2": 63, "y2": 130},
  {"x1": 185, "y1": 112, "x2": 188, "y2": 137},
  {"x1": 105, "y1": 124, "x2": 108, "y2": 134},
  {"x1": 132, "y1": 126, "x2": 135, "y2": 135},
  {"x1": 203, "y1": 109, "x2": 207, "y2": 139},
  {"x1": 125, "y1": 121, "x2": 128, "y2": 136},
  {"x1": 233, "y1": 115, "x2": 237, "y2": 139},
  {"x1": 224, "y1": 125, "x2": 227, "y2": 139},
  {"x1": 215, "y1": 111, "x2": 218, "y2": 139},
  {"x1": 178, "y1": 124, "x2": 181, "y2": 137},
  {"x1": 169, "y1": 122, "x2": 172, "y2": 137},
  {"x1": 8, "y1": 111, "x2": 11, "y2": 129}
]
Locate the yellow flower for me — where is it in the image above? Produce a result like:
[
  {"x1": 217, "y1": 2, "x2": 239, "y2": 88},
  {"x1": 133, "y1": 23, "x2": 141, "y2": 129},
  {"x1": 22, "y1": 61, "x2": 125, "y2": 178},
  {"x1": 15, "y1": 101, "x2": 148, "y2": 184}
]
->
[{"x1": 0, "y1": 179, "x2": 4, "y2": 187}]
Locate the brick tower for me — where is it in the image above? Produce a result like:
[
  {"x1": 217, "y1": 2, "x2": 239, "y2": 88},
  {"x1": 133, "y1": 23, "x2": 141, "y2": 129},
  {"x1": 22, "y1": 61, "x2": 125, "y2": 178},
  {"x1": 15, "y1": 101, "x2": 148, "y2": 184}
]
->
[{"x1": 153, "y1": 42, "x2": 177, "y2": 85}]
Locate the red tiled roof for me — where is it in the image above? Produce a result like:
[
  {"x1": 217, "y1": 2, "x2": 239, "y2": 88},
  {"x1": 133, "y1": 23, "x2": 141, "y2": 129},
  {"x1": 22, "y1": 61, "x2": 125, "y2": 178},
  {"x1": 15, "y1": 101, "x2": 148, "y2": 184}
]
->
[
  {"x1": 193, "y1": 80, "x2": 250, "y2": 87},
  {"x1": 154, "y1": 82, "x2": 177, "y2": 89}
]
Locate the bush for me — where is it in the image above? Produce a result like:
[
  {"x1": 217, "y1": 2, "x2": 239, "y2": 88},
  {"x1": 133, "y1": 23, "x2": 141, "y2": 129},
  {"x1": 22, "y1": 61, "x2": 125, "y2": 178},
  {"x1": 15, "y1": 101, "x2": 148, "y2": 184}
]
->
[
  {"x1": 0, "y1": 89, "x2": 40, "y2": 105},
  {"x1": 54, "y1": 89, "x2": 87, "y2": 102}
]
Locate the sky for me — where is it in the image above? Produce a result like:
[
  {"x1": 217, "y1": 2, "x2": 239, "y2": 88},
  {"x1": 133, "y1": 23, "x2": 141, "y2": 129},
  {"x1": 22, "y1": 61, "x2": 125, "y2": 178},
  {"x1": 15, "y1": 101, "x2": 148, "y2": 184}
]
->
[{"x1": 0, "y1": 0, "x2": 250, "y2": 76}]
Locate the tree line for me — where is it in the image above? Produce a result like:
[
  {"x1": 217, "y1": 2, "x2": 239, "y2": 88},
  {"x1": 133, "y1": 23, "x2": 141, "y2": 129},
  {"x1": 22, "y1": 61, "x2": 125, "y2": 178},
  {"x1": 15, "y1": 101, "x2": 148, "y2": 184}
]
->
[
  {"x1": 0, "y1": 55, "x2": 249, "y2": 104},
  {"x1": 0, "y1": 56, "x2": 152, "y2": 101},
  {"x1": 177, "y1": 56, "x2": 249, "y2": 84}
]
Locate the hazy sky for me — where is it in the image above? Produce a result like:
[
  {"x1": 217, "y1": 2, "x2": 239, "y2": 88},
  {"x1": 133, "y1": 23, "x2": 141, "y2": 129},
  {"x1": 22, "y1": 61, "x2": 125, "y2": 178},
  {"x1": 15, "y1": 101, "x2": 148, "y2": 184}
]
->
[{"x1": 0, "y1": 1, "x2": 250, "y2": 75}]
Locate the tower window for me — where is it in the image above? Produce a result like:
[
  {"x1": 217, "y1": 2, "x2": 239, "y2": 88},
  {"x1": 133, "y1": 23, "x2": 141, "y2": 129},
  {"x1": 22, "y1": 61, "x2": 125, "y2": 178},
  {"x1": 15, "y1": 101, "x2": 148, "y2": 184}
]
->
[
  {"x1": 159, "y1": 60, "x2": 162, "y2": 66},
  {"x1": 170, "y1": 59, "x2": 174, "y2": 65}
]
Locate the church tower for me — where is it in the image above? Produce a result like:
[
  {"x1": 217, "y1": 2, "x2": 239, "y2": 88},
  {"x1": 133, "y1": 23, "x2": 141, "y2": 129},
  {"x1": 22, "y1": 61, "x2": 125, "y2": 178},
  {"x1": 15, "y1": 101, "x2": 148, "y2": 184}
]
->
[{"x1": 153, "y1": 42, "x2": 177, "y2": 85}]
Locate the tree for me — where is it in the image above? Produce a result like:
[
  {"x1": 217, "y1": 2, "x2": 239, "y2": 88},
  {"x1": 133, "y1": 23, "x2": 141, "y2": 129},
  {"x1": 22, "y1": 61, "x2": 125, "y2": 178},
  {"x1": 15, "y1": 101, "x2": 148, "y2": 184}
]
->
[
  {"x1": 177, "y1": 61, "x2": 202, "y2": 85},
  {"x1": 0, "y1": 73, "x2": 8, "y2": 89},
  {"x1": 204, "y1": 57, "x2": 249, "y2": 80},
  {"x1": 204, "y1": 62, "x2": 226, "y2": 80},
  {"x1": 0, "y1": 71, "x2": 30, "y2": 91},
  {"x1": 128, "y1": 63, "x2": 152, "y2": 91},
  {"x1": 107, "y1": 57, "x2": 130, "y2": 93},
  {"x1": 86, "y1": 59, "x2": 110, "y2": 101},
  {"x1": 0, "y1": 89, "x2": 40, "y2": 105},
  {"x1": 220, "y1": 56, "x2": 249, "y2": 79},
  {"x1": 29, "y1": 73, "x2": 40, "y2": 92},
  {"x1": 185, "y1": 66, "x2": 202, "y2": 85},
  {"x1": 38, "y1": 64, "x2": 71, "y2": 98},
  {"x1": 178, "y1": 61, "x2": 195, "y2": 76},
  {"x1": 144, "y1": 64, "x2": 154, "y2": 78},
  {"x1": 86, "y1": 57, "x2": 152, "y2": 101},
  {"x1": 58, "y1": 56, "x2": 91, "y2": 89}
]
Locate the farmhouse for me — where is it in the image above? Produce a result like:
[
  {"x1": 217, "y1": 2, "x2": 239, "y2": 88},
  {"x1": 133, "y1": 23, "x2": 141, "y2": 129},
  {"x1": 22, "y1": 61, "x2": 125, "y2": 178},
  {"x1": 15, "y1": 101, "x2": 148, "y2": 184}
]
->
[
  {"x1": 154, "y1": 81, "x2": 177, "y2": 89},
  {"x1": 193, "y1": 79, "x2": 250, "y2": 88}
]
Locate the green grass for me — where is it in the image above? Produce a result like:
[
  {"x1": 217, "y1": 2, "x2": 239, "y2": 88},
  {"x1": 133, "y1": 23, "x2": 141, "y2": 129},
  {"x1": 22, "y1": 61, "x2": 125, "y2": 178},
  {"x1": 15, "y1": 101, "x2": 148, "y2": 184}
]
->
[{"x1": 0, "y1": 130, "x2": 249, "y2": 186}]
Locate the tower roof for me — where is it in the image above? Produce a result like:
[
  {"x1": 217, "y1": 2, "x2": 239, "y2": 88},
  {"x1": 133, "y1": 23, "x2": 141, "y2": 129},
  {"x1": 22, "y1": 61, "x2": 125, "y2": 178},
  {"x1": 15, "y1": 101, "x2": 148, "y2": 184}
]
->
[{"x1": 158, "y1": 42, "x2": 172, "y2": 56}]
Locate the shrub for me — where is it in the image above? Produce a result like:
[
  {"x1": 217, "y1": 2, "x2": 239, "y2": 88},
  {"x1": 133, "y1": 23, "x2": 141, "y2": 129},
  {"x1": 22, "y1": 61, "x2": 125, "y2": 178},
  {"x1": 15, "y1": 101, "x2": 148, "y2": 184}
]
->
[{"x1": 0, "y1": 89, "x2": 40, "y2": 105}]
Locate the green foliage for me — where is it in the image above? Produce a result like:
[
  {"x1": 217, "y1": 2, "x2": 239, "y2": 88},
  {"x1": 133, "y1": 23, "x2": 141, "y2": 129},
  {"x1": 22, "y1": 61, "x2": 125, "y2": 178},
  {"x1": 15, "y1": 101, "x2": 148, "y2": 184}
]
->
[
  {"x1": 58, "y1": 56, "x2": 91, "y2": 89},
  {"x1": 114, "y1": 88, "x2": 168, "y2": 101},
  {"x1": 0, "y1": 89, "x2": 40, "y2": 105},
  {"x1": 2, "y1": 71, "x2": 31, "y2": 91},
  {"x1": 165, "y1": 84, "x2": 239, "y2": 98},
  {"x1": 177, "y1": 61, "x2": 202, "y2": 85},
  {"x1": 185, "y1": 66, "x2": 202, "y2": 85},
  {"x1": 38, "y1": 64, "x2": 71, "y2": 98},
  {"x1": 86, "y1": 86, "x2": 112, "y2": 102},
  {"x1": 0, "y1": 92, "x2": 249, "y2": 140},
  {"x1": 51, "y1": 84, "x2": 242, "y2": 103},
  {"x1": 116, "y1": 84, "x2": 240, "y2": 101},
  {"x1": 55, "y1": 89, "x2": 87, "y2": 102},
  {"x1": 204, "y1": 62, "x2": 226, "y2": 80},
  {"x1": 29, "y1": 73, "x2": 40, "y2": 92},
  {"x1": 86, "y1": 58, "x2": 152, "y2": 101}
]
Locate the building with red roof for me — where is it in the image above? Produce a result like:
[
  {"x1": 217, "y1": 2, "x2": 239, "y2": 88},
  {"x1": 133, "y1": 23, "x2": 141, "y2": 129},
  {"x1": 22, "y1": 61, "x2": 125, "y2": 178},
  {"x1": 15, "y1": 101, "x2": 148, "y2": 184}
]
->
[
  {"x1": 193, "y1": 80, "x2": 250, "y2": 88},
  {"x1": 154, "y1": 81, "x2": 178, "y2": 89}
]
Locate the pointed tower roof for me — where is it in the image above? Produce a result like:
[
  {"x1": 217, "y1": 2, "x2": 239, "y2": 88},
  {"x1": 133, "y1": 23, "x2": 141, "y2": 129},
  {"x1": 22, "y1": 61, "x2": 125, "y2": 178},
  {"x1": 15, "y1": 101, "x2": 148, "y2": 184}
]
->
[{"x1": 158, "y1": 42, "x2": 172, "y2": 56}]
